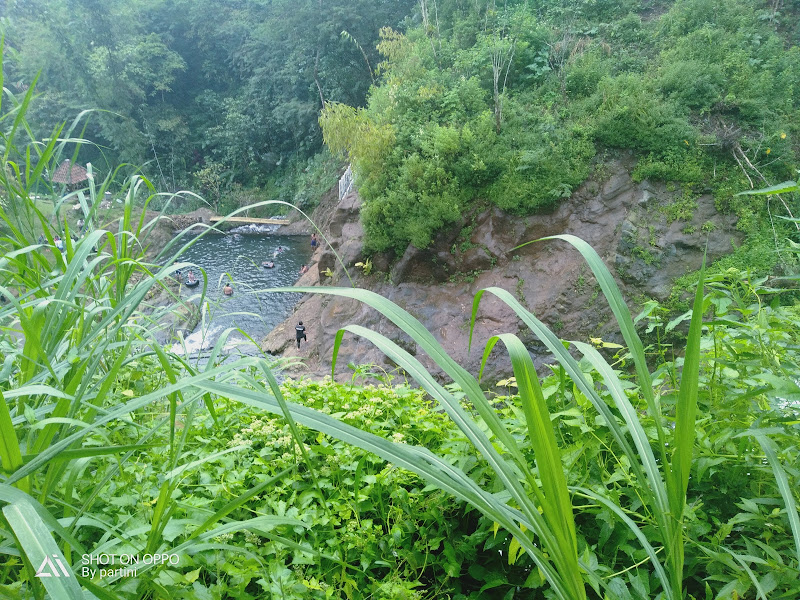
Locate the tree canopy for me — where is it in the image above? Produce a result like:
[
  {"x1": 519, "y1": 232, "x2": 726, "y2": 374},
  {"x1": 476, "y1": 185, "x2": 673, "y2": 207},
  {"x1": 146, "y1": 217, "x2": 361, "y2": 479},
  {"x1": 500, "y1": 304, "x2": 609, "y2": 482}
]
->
[{"x1": 1, "y1": 0, "x2": 414, "y2": 193}]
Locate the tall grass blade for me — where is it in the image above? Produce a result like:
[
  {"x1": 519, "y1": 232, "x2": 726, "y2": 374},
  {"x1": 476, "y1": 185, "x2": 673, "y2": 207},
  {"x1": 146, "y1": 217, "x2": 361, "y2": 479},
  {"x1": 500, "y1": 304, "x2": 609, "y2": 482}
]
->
[
  {"x1": 751, "y1": 431, "x2": 800, "y2": 566},
  {"x1": 471, "y1": 286, "x2": 667, "y2": 517},
  {"x1": 529, "y1": 235, "x2": 666, "y2": 454},
  {"x1": 0, "y1": 484, "x2": 86, "y2": 553},
  {"x1": 664, "y1": 258, "x2": 706, "y2": 587},
  {"x1": 475, "y1": 232, "x2": 712, "y2": 599},
  {"x1": 480, "y1": 333, "x2": 583, "y2": 597},
  {"x1": 736, "y1": 180, "x2": 798, "y2": 195},
  {"x1": 0, "y1": 390, "x2": 29, "y2": 494},
  {"x1": 672, "y1": 260, "x2": 706, "y2": 500},
  {"x1": 3, "y1": 499, "x2": 83, "y2": 600}
]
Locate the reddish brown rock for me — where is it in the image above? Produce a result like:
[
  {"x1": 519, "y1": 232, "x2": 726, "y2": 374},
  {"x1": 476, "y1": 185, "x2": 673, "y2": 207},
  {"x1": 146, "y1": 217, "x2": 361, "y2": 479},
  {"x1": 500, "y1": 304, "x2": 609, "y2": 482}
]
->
[{"x1": 263, "y1": 160, "x2": 743, "y2": 383}]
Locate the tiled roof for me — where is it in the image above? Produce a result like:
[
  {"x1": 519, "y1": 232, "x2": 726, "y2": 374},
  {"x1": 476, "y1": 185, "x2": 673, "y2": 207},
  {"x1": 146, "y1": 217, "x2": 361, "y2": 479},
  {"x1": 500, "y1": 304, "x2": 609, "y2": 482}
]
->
[{"x1": 52, "y1": 160, "x2": 88, "y2": 184}]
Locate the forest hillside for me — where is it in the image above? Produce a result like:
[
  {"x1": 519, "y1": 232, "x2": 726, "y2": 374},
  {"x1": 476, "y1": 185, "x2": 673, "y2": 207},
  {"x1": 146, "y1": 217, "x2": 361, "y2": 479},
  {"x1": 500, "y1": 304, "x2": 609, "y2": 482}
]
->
[
  {"x1": 319, "y1": 0, "x2": 800, "y2": 265},
  {"x1": 2, "y1": 1, "x2": 799, "y2": 263}
]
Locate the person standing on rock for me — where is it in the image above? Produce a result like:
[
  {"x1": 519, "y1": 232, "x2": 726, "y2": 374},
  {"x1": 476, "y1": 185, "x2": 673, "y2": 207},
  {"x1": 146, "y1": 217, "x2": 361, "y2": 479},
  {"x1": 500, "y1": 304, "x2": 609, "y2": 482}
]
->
[
  {"x1": 311, "y1": 233, "x2": 318, "y2": 251},
  {"x1": 295, "y1": 321, "x2": 307, "y2": 348}
]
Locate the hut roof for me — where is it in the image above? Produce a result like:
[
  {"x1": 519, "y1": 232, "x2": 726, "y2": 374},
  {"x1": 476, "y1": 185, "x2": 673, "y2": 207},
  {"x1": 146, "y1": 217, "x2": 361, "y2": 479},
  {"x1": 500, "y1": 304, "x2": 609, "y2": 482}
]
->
[{"x1": 52, "y1": 160, "x2": 88, "y2": 184}]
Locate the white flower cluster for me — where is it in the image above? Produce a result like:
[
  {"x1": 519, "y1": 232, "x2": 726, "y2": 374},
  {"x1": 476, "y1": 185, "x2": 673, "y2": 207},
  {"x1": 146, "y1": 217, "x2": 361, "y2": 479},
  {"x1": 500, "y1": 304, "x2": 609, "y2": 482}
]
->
[
  {"x1": 244, "y1": 531, "x2": 262, "y2": 546},
  {"x1": 228, "y1": 417, "x2": 292, "y2": 449}
]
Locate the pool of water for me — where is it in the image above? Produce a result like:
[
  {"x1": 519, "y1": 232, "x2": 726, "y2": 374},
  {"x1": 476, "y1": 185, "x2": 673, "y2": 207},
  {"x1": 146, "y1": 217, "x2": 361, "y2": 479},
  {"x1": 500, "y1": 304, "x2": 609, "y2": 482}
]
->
[{"x1": 171, "y1": 233, "x2": 311, "y2": 356}]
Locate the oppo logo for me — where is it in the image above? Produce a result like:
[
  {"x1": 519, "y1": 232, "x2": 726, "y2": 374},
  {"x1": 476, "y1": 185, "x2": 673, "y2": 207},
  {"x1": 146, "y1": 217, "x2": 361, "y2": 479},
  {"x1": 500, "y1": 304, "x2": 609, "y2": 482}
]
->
[{"x1": 35, "y1": 555, "x2": 71, "y2": 578}]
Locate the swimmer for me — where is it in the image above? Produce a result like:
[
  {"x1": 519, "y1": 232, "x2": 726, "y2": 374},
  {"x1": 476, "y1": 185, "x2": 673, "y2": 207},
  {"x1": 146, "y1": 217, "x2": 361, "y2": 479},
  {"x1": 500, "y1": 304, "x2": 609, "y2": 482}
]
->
[
  {"x1": 299, "y1": 264, "x2": 309, "y2": 274},
  {"x1": 223, "y1": 283, "x2": 233, "y2": 296}
]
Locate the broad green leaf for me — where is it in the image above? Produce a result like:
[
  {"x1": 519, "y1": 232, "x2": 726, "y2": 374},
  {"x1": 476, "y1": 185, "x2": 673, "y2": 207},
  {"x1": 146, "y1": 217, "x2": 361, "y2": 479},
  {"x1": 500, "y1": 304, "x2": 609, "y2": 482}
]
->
[{"x1": 2, "y1": 500, "x2": 83, "y2": 600}]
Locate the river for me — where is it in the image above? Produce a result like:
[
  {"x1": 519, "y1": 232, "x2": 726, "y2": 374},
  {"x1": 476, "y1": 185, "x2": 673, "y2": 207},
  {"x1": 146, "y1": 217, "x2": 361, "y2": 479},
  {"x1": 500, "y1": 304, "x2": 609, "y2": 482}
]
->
[{"x1": 171, "y1": 231, "x2": 311, "y2": 358}]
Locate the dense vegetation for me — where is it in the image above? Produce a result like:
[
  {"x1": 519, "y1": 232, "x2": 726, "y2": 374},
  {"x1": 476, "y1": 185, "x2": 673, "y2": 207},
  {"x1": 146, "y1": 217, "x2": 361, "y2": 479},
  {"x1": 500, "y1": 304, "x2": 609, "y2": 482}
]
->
[
  {"x1": 320, "y1": 0, "x2": 800, "y2": 256},
  {"x1": 2, "y1": 2, "x2": 800, "y2": 600},
  {"x1": 3, "y1": 0, "x2": 799, "y2": 249},
  {"x1": 0, "y1": 0, "x2": 413, "y2": 210}
]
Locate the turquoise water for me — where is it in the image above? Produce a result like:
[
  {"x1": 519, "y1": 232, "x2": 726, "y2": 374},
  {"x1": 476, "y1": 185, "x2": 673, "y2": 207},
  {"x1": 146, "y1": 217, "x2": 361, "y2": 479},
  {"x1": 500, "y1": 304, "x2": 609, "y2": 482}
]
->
[{"x1": 172, "y1": 233, "x2": 312, "y2": 355}]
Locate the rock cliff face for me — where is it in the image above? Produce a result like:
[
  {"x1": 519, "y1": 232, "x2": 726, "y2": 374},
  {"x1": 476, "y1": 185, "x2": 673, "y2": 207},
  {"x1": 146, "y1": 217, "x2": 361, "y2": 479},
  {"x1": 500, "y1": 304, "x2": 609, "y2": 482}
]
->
[{"x1": 263, "y1": 159, "x2": 742, "y2": 382}]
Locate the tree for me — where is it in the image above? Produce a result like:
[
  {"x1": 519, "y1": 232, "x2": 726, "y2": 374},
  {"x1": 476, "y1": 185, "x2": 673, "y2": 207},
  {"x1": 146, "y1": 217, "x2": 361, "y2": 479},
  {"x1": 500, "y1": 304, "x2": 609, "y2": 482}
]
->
[{"x1": 195, "y1": 161, "x2": 227, "y2": 214}]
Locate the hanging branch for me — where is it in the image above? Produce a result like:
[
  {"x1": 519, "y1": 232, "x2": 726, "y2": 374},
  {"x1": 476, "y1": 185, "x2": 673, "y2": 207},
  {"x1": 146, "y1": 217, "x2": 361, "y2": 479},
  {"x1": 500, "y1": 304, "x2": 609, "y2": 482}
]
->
[
  {"x1": 313, "y1": 47, "x2": 325, "y2": 107},
  {"x1": 734, "y1": 144, "x2": 798, "y2": 230},
  {"x1": 341, "y1": 31, "x2": 375, "y2": 86}
]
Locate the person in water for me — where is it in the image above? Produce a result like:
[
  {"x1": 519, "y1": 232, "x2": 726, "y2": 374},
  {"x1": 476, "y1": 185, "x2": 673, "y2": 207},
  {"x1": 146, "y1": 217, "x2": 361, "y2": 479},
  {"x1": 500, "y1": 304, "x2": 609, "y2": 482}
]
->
[
  {"x1": 295, "y1": 321, "x2": 306, "y2": 348},
  {"x1": 223, "y1": 283, "x2": 233, "y2": 296},
  {"x1": 299, "y1": 264, "x2": 309, "y2": 275},
  {"x1": 187, "y1": 270, "x2": 196, "y2": 283}
]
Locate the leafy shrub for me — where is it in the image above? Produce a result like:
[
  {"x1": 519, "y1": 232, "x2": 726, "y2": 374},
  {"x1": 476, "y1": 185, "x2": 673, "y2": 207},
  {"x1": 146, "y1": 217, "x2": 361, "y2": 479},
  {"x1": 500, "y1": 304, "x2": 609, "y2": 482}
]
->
[
  {"x1": 489, "y1": 129, "x2": 595, "y2": 214},
  {"x1": 591, "y1": 74, "x2": 695, "y2": 153},
  {"x1": 564, "y1": 49, "x2": 612, "y2": 98},
  {"x1": 658, "y1": 59, "x2": 726, "y2": 112},
  {"x1": 633, "y1": 148, "x2": 707, "y2": 184}
]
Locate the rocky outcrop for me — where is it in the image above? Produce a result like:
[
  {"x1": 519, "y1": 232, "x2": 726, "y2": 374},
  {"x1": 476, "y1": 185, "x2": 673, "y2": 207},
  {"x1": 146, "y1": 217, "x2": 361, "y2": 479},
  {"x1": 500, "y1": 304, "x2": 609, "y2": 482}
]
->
[{"x1": 262, "y1": 158, "x2": 743, "y2": 382}]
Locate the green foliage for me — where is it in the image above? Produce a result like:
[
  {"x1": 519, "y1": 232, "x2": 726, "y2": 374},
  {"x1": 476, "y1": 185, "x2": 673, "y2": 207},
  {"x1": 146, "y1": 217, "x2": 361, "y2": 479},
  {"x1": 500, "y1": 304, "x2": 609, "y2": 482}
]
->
[
  {"x1": 322, "y1": 73, "x2": 496, "y2": 252},
  {"x1": 195, "y1": 160, "x2": 228, "y2": 213},
  {"x1": 632, "y1": 148, "x2": 706, "y2": 184},
  {"x1": 4, "y1": 7, "x2": 800, "y2": 600},
  {"x1": 6, "y1": 0, "x2": 800, "y2": 254},
  {"x1": 590, "y1": 73, "x2": 694, "y2": 153},
  {"x1": 264, "y1": 233, "x2": 799, "y2": 599},
  {"x1": 490, "y1": 119, "x2": 595, "y2": 214},
  {"x1": 315, "y1": 0, "x2": 800, "y2": 254},
  {"x1": 4, "y1": 134, "x2": 800, "y2": 600},
  {"x1": 2, "y1": 0, "x2": 415, "y2": 191},
  {"x1": 663, "y1": 188, "x2": 698, "y2": 223},
  {"x1": 564, "y1": 49, "x2": 612, "y2": 98},
  {"x1": 289, "y1": 152, "x2": 343, "y2": 211}
]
